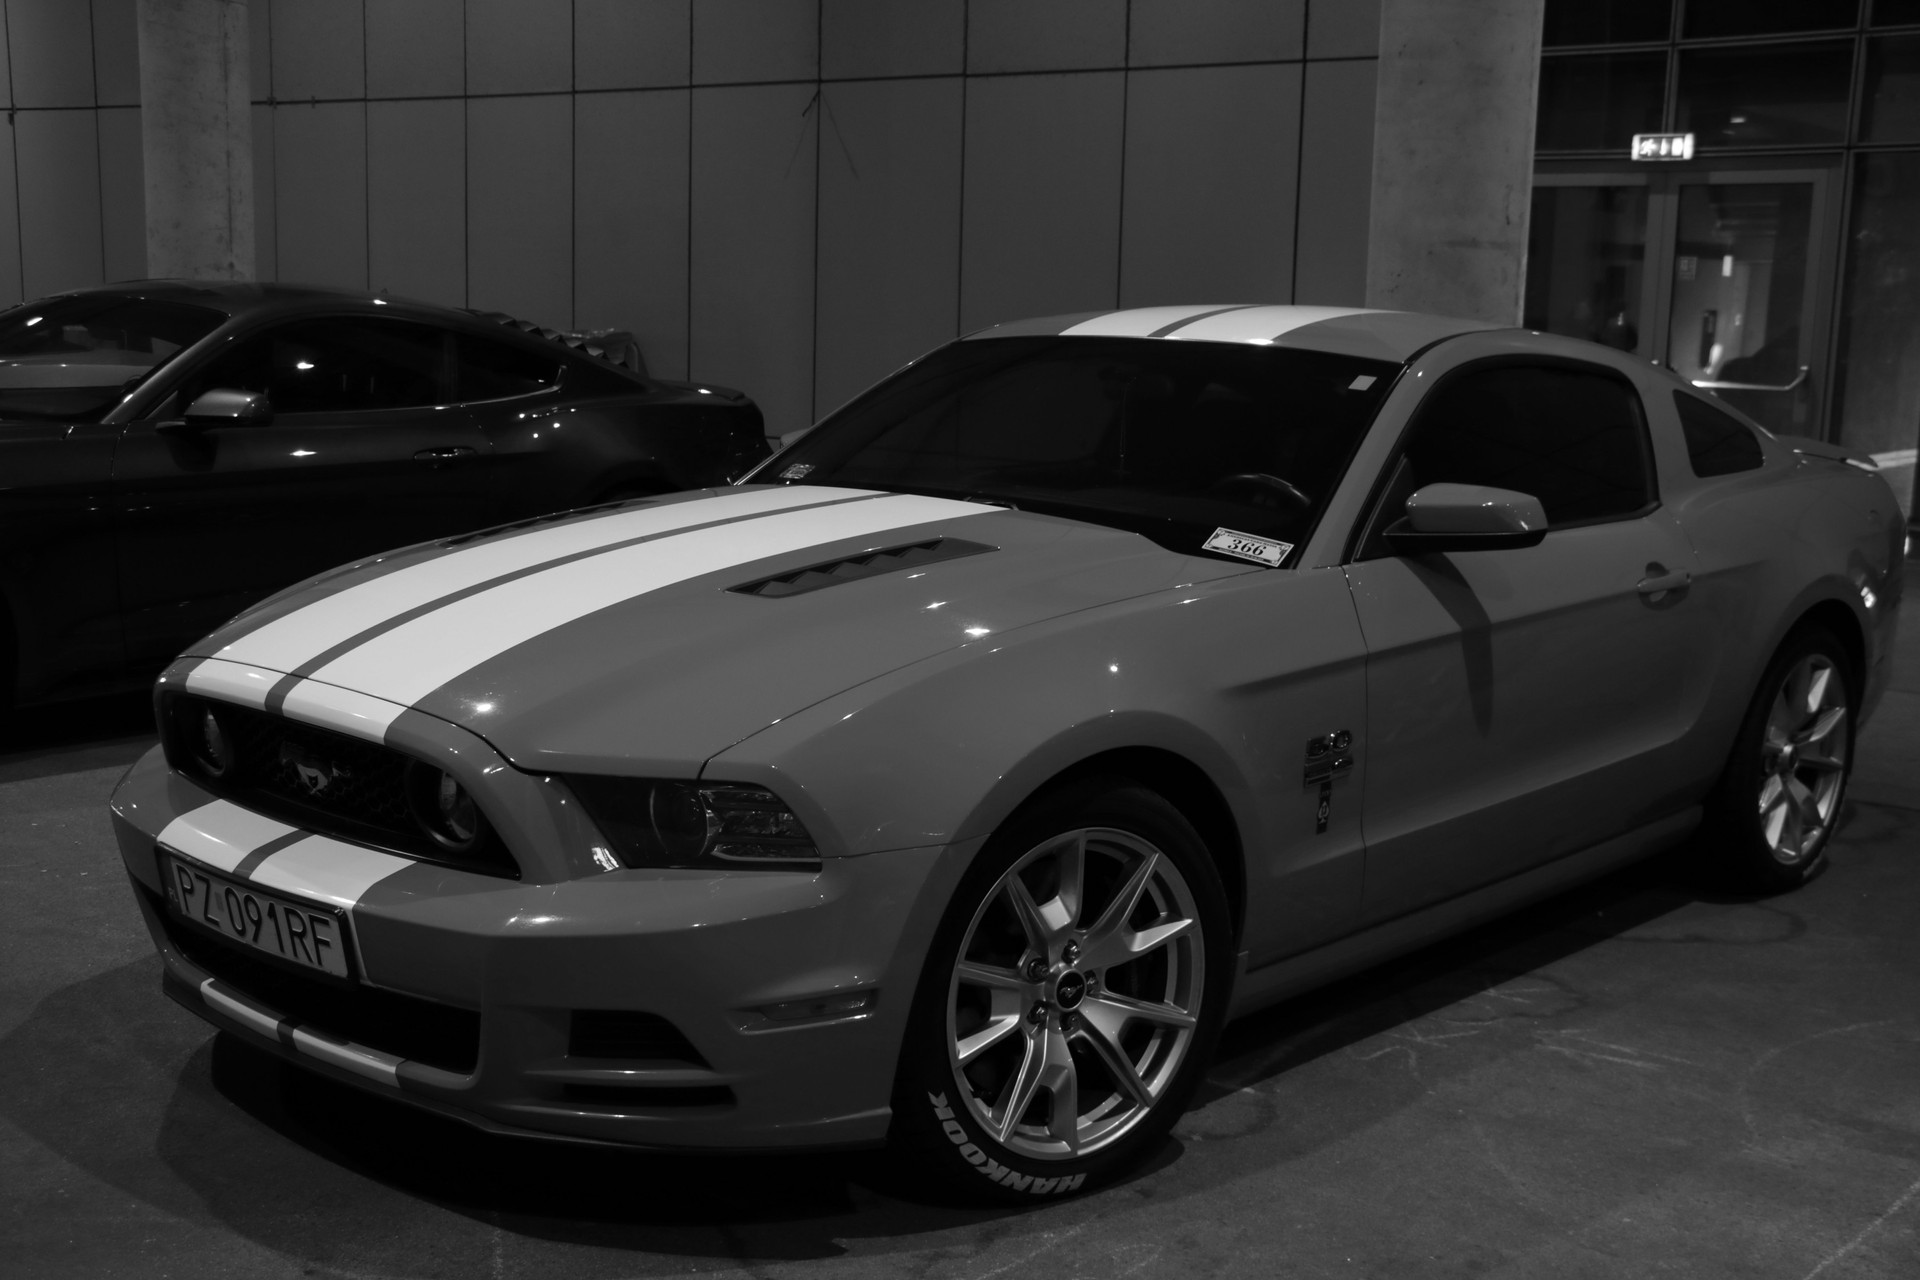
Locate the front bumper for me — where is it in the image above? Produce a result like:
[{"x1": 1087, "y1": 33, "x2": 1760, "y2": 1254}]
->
[{"x1": 113, "y1": 745, "x2": 974, "y2": 1150}]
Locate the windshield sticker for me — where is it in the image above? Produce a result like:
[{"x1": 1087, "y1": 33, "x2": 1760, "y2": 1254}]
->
[
  {"x1": 779, "y1": 462, "x2": 816, "y2": 480},
  {"x1": 1204, "y1": 528, "x2": 1292, "y2": 567},
  {"x1": 1348, "y1": 374, "x2": 1377, "y2": 390}
]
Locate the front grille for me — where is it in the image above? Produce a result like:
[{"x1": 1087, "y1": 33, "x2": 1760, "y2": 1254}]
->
[
  {"x1": 570, "y1": 1010, "x2": 708, "y2": 1066},
  {"x1": 162, "y1": 693, "x2": 517, "y2": 877},
  {"x1": 154, "y1": 887, "x2": 482, "y2": 1074}
]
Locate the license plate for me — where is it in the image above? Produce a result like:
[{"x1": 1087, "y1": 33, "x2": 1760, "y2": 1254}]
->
[{"x1": 160, "y1": 852, "x2": 351, "y2": 980}]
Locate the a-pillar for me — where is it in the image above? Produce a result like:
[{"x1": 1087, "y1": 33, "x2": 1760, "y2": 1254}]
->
[
  {"x1": 1366, "y1": 0, "x2": 1544, "y2": 325},
  {"x1": 137, "y1": 0, "x2": 253, "y2": 280}
]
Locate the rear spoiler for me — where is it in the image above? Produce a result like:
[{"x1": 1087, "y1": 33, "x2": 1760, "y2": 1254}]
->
[{"x1": 1777, "y1": 435, "x2": 1879, "y2": 472}]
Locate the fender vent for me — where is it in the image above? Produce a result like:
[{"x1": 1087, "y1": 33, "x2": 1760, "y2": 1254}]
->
[{"x1": 729, "y1": 537, "x2": 996, "y2": 598}]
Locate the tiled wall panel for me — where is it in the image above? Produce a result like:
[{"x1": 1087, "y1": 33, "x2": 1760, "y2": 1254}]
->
[
  {"x1": 1129, "y1": 0, "x2": 1305, "y2": 66},
  {"x1": 250, "y1": 0, "x2": 272, "y2": 98},
  {"x1": 693, "y1": 0, "x2": 819, "y2": 85},
  {"x1": 367, "y1": 0, "x2": 465, "y2": 99},
  {"x1": 273, "y1": 103, "x2": 367, "y2": 289},
  {"x1": 467, "y1": 0, "x2": 572, "y2": 95},
  {"x1": 816, "y1": 78, "x2": 963, "y2": 416},
  {"x1": 7, "y1": 0, "x2": 95, "y2": 107},
  {"x1": 690, "y1": 83, "x2": 817, "y2": 436},
  {"x1": 0, "y1": 120, "x2": 18, "y2": 306},
  {"x1": 92, "y1": 0, "x2": 140, "y2": 106},
  {"x1": 967, "y1": 0, "x2": 1125, "y2": 73},
  {"x1": 468, "y1": 95, "x2": 573, "y2": 326},
  {"x1": 1295, "y1": 58, "x2": 1377, "y2": 305},
  {"x1": 1120, "y1": 64, "x2": 1301, "y2": 306},
  {"x1": 97, "y1": 106, "x2": 146, "y2": 282},
  {"x1": 576, "y1": 0, "x2": 690, "y2": 90},
  {"x1": 961, "y1": 72, "x2": 1125, "y2": 331},
  {"x1": 369, "y1": 99, "x2": 466, "y2": 307},
  {"x1": 16, "y1": 111, "x2": 103, "y2": 297},
  {"x1": 821, "y1": 0, "x2": 964, "y2": 79},
  {"x1": 251, "y1": 102, "x2": 277, "y2": 280},
  {"x1": 271, "y1": 0, "x2": 365, "y2": 101},
  {"x1": 1309, "y1": 0, "x2": 1382, "y2": 59},
  {"x1": 574, "y1": 89, "x2": 691, "y2": 379}
]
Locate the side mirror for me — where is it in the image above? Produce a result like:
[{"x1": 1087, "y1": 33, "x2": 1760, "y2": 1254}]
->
[
  {"x1": 1384, "y1": 482, "x2": 1548, "y2": 553},
  {"x1": 158, "y1": 388, "x2": 272, "y2": 433}
]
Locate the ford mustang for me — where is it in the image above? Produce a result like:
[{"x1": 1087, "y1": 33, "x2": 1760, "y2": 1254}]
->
[{"x1": 110, "y1": 305, "x2": 1905, "y2": 1201}]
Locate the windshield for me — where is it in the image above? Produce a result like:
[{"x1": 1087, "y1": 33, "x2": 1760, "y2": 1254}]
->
[
  {"x1": 766, "y1": 336, "x2": 1400, "y2": 565},
  {"x1": 0, "y1": 295, "x2": 225, "y2": 420}
]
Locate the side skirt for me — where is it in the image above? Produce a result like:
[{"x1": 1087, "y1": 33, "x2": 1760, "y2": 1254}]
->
[{"x1": 1223, "y1": 807, "x2": 1701, "y2": 1021}]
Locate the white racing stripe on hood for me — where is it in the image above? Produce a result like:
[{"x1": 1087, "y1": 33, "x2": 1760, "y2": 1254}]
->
[
  {"x1": 215, "y1": 485, "x2": 872, "y2": 675},
  {"x1": 309, "y1": 492, "x2": 996, "y2": 711},
  {"x1": 184, "y1": 659, "x2": 281, "y2": 708}
]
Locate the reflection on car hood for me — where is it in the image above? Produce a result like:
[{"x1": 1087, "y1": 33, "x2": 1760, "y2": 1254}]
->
[{"x1": 189, "y1": 486, "x2": 1245, "y2": 773}]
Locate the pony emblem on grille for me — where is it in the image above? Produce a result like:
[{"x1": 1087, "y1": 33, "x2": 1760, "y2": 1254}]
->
[{"x1": 279, "y1": 740, "x2": 351, "y2": 796}]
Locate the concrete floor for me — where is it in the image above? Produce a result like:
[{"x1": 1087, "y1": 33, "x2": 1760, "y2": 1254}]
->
[{"x1": 4, "y1": 571, "x2": 1918, "y2": 1279}]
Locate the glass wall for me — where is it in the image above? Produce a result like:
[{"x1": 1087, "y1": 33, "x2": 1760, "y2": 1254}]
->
[{"x1": 1539, "y1": 0, "x2": 1920, "y2": 514}]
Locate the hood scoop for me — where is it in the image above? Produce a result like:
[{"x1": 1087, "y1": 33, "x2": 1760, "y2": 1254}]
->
[{"x1": 729, "y1": 537, "x2": 997, "y2": 599}]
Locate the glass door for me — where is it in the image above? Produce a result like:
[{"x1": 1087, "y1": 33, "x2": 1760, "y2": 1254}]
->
[{"x1": 1531, "y1": 162, "x2": 1842, "y2": 438}]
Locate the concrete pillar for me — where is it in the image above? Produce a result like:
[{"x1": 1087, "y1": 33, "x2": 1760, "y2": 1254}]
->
[
  {"x1": 1366, "y1": 0, "x2": 1543, "y2": 325},
  {"x1": 137, "y1": 0, "x2": 254, "y2": 280}
]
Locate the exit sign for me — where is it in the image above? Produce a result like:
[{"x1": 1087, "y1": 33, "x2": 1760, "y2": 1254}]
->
[{"x1": 1632, "y1": 132, "x2": 1695, "y2": 161}]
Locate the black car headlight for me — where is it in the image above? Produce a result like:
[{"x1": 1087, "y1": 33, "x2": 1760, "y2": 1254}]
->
[
  {"x1": 566, "y1": 777, "x2": 820, "y2": 868},
  {"x1": 405, "y1": 761, "x2": 491, "y2": 854}
]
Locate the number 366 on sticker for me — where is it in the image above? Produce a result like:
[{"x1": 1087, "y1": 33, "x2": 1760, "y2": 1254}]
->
[{"x1": 1204, "y1": 527, "x2": 1293, "y2": 567}]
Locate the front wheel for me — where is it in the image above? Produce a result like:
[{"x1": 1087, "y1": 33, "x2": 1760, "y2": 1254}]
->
[
  {"x1": 889, "y1": 779, "x2": 1230, "y2": 1202},
  {"x1": 1702, "y1": 624, "x2": 1856, "y2": 893}
]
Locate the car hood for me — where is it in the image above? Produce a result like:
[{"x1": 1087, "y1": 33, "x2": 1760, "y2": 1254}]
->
[{"x1": 188, "y1": 486, "x2": 1247, "y2": 772}]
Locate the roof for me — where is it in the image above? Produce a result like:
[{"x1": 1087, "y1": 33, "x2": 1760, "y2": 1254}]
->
[{"x1": 965, "y1": 305, "x2": 1505, "y2": 363}]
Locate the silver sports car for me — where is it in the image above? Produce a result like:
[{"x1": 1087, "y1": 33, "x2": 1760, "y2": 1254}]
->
[{"x1": 111, "y1": 305, "x2": 1905, "y2": 1201}]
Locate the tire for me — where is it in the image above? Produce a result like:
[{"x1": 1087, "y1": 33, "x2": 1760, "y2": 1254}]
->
[
  {"x1": 888, "y1": 777, "x2": 1231, "y2": 1203},
  {"x1": 1702, "y1": 624, "x2": 1857, "y2": 894}
]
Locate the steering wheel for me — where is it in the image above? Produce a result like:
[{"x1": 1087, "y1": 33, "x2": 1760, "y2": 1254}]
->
[{"x1": 1207, "y1": 472, "x2": 1311, "y2": 510}]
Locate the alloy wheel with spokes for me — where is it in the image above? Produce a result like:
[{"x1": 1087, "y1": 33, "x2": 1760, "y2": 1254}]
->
[
  {"x1": 1757, "y1": 652, "x2": 1849, "y2": 865},
  {"x1": 891, "y1": 779, "x2": 1227, "y2": 1201},
  {"x1": 947, "y1": 826, "x2": 1204, "y2": 1160}
]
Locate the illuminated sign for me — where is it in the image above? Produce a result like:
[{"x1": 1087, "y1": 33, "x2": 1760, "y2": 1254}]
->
[{"x1": 1631, "y1": 132, "x2": 1695, "y2": 161}]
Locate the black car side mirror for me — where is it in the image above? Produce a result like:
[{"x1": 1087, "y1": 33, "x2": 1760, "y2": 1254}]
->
[
  {"x1": 158, "y1": 388, "x2": 273, "y2": 433},
  {"x1": 1383, "y1": 482, "x2": 1549, "y2": 553}
]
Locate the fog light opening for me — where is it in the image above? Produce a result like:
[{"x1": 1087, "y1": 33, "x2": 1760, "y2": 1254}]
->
[{"x1": 757, "y1": 990, "x2": 876, "y2": 1024}]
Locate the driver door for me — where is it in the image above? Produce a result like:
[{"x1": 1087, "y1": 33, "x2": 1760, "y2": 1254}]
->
[
  {"x1": 112, "y1": 315, "x2": 497, "y2": 669},
  {"x1": 1345, "y1": 357, "x2": 1712, "y2": 923}
]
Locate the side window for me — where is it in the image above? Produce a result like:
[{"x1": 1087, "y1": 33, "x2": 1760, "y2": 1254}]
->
[
  {"x1": 1396, "y1": 363, "x2": 1655, "y2": 527},
  {"x1": 454, "y1": 333, "x2": 562, "y2": 403},
  {"x1": 1673, "y1": 391, "x2": 1765, "y2": 477},
  {"x1": 192, "y1": 317, "x2": 450, "y2": 414}
]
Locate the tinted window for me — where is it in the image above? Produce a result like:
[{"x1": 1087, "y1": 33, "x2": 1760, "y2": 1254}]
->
[
  {"x1": 1398, "y1": 363, "x2": 1654, "y2": 525},
  {"x1": 1674, "y1": 391, "x2": 1765, "y2": 476},
  {"x1": 455, "y1": 333, "x2": 561, "y2": 402},
  {"x1": 195, "y1": 318, "x2": 450, "y2": 414},
  {"x1": 771, "y1": 336, "x2": 1399, "y2": 563},
  {"x1": 1543, "y1": 0, "x2": 1671, "y2": 46},
  {"x1": 0, "y1": 295, "x2": 223, "y2": 420},
  {"x1": 1537, "y1": 52, "x2": 1667, "y2": 151}
]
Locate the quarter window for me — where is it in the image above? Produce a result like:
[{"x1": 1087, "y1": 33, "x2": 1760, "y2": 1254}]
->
[
  {"x1": 1397, "y1": 363, "x2": 1656, "y2": 525},
  {"x1": 1673, "y1": 390, "x2": 1766, "y2": 476},
  {"x1": 454, "y1": 333, "x2": 561, "y2": 403}
]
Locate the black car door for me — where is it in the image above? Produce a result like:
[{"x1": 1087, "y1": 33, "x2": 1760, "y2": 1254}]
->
[{"x1": 112, "y1": 315, "x2": 497, "y2": 670}]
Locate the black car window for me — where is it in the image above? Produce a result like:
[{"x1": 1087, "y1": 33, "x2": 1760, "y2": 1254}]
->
[
  {"x1": 454, "y1": 332, "x2": 562, "y2": 403},
  {"x1": 194, "y1": 317, "x2": 451, "y2": 414},
  {"x1": 769, "y1": 335, "x2": 1400, "y2": 565},
  {"x1": 1673, "y1": 390, "x2": 1765, "y2": 476},
  {"x1": 1393, "y1": 362, "x2": 1655, "y2": 527},
  {"x1": 0, "y1": 295, "x2": 223, "y2": 420}
]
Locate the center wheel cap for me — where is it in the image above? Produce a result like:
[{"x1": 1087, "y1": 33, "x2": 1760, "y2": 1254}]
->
[{"x1": 1054, "y1": 971, "x2": 1087, "y2": 1010}]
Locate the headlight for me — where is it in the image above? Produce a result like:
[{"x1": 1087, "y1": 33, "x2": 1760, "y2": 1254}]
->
[
  {"x1": 406, "y1": 762, "x2": 490, "y2": 853},
  {"x1": 196, "y1": 706, "x2": 234, "y2": 778},
  {"x1": 566, "y1": 777, "x2": 820, "y2": 868}
]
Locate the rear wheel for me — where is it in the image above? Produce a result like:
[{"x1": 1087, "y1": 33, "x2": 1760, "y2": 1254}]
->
[
  {"x1": 889, "y1": 779, "x2": 1230, "y2": 1202},
  {"x1": 1703, "y1": 625, "x2": 1856, "y2": 893}
]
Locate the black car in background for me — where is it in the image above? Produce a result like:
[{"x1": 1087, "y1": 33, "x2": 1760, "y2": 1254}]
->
[{"x1": 0, "y1": 281, "x2": 767, "y2": 711}]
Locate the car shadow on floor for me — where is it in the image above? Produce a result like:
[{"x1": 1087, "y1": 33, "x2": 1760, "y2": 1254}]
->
[{"x1": 6, "y1": 812, "x2": 1831, "y2": 1271}]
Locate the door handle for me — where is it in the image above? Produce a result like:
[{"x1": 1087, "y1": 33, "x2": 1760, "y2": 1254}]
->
[
  {"x1": 1637, "y1": 566, "x2": 1691, "y2": 596},
  {"x1": 413, "y1": 445, "x2": 477, "y2": 465}
]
